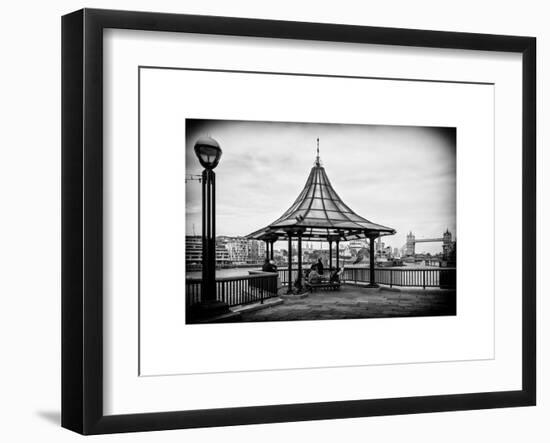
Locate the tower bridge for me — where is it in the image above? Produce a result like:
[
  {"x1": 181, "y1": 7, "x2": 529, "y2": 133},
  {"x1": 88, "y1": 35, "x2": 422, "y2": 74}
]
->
[{"x1": 404, "y1": 229, "x2": 453, "y2": 257}]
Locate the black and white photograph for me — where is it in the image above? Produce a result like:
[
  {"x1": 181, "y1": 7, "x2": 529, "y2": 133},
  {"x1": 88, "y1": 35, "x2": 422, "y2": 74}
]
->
[{"x1": 185, "y1": 119, "x2": 457, "y2": 324}]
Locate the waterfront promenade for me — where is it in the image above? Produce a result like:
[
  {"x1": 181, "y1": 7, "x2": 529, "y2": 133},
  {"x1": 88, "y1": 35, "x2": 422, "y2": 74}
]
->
[
  {"x1": 238, "y1": 285, "x2": 456, "y2": 322},
  {"x1": 185, "y1": 265, "x2": 457, "y2": 323}
]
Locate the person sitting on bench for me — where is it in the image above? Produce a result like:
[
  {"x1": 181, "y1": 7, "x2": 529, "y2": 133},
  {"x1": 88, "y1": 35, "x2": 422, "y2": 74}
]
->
[
  {"x1": 308, "y1": 269, "x2": 322, "y2": 283},
  {"x1": 262, "y1": 258, "x2": 277, "y2": 273},
  {"x1": 316, "y1": 258, "x2": 324, "y2": 275},
  {"x1": 329, "y1": 267, "x2": 344, "y2": 283}
]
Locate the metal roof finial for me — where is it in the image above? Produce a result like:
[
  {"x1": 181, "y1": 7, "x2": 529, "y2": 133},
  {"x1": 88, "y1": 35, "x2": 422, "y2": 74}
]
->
[{"x1": 315, "y1": 137, "x2": 320, "y2": 166}]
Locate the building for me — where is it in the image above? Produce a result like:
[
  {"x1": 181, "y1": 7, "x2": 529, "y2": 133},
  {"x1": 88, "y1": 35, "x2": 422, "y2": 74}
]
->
[
  {"x1": 185, "y1": 236, "x2": 231, "y2": 267},
  {"x1": 222, "y1": 237, "x2": 249, "y2": 264},
  {"x1": 217, "y1": 236, "x2": 266, "y2": 264},
  {"x1": 248, "y1": 239, "x2": 266, "y2": 263},
  {"x1": 185, "y1": 236, "x2": 203, "y2": 264}
]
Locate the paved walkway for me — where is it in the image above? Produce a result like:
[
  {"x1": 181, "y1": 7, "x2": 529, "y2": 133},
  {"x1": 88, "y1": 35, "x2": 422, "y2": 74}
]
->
[{"x1": 238, "y1": 285, "x2": 456, "y2": 322}]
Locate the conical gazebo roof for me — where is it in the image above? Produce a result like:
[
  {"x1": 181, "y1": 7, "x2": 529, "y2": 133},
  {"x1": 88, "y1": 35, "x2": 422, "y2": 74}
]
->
[{"x1": 247, "y1": 145, "x2": 395, "y2": 241}]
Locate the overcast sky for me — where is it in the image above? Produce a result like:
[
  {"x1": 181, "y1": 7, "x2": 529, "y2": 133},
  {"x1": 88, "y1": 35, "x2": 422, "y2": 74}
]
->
[{"x1": 186, "y1": 119, "x2": 456, "y2": 254}]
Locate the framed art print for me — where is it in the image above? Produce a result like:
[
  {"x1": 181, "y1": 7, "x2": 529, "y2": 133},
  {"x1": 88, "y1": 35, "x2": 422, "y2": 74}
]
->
[{"x1": 61, "y1": 8, "x2": 536, "y2": 434}]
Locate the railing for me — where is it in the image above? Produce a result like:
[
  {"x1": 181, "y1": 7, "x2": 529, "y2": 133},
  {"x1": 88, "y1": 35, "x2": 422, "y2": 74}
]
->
[
  {"x1": 277, "y1": 268, "x2": 299, "y2": 287},
  {"x1": 343, "y1": 267, "x2": 456, "y2": 289},
  {"x1": 186, "y1": 272, "x2": 278, "y2": 308},
  {"x1": 278, "y1": 267, "x2": 456, "y2": 290}
]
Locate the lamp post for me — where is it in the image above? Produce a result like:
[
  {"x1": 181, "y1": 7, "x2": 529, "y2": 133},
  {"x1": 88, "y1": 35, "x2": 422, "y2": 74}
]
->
[
  {"x1": 189, "y1": 136, "x2": 230, "y2": 321},
  {"x1": 366, "y1": 233, "x2": 380, "y2": 288}
]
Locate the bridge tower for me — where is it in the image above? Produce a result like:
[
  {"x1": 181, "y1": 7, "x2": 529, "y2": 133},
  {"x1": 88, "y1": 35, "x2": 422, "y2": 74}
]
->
[
  {"x1": 405, "y1": 231, "x2": 415, "y2": 256},
  {"x1": 442, "y1": 228, "x2": 453, "y2": 257}
]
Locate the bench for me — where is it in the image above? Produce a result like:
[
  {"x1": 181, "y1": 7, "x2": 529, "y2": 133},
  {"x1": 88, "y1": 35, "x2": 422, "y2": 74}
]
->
[{"x1": 304, "y1": 279, "x2": 341, "y2": 292}]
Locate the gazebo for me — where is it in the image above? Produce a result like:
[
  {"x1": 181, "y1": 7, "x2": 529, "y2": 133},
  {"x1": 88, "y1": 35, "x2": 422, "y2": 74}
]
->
[{"x1": 246, "y1": 140, "x2": 396, "y2": 291}]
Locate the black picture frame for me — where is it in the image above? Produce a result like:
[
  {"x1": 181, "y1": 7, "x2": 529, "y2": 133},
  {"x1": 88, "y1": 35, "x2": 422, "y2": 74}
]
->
[{"x1": 62, "y1": 8, "x2": 536, "y2": 435}]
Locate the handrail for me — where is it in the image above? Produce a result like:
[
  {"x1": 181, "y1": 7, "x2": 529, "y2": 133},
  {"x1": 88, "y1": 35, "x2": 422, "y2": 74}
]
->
[
  {"x1": 185, "y1": 271, "x2": 279, "y2": 308},
  {"x1": 186, "y1": 267, "x2": 455, "y2": 310},
  {"x1": 277, "y1": 266, "x2": 456, "y2": 289}
]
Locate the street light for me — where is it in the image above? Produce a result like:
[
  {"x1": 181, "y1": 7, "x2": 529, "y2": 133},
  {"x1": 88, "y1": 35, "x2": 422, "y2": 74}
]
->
[
  {"x1": 188, "y1": 136, "x2": 230, "y2": 322},
  {"x1": 194, "y1": 136, "x2": 222, "y2": 169}
]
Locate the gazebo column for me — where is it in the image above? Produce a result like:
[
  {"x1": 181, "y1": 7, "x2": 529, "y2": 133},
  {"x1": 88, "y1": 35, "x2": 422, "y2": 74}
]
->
[
  {"x1": 296, "y1": 231, "x2": 303, "y2": 292},
  {"x1": 270, "y1": 239, "x2": 275, "y2": 260},
  {"x1": 367, "y1": 234, "x2": 379, "y2": 288},
  {"x1": 328, "y1": 239, "x2": 333, "y2": 271},
  {"x1": 336, "y1": 239, "x2": 340, "y2": 270},
  {"x1": 287, "y1": 234, "x2": 293, "y2": 294},
  {"x1": 264, "y1": 240, "x2": 270, "y2": 261}
]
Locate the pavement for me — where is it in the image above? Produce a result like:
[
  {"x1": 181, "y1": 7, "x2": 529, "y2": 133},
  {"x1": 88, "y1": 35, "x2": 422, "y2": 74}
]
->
[{"x1": 237, "y1": 284, "x2": 456, "y2": 323}]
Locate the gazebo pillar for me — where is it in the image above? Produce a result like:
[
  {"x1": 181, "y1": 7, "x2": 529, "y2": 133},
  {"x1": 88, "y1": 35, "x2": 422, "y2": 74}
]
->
[
  {"x1": 367, "y1": 234, "x2": 379, "y2": 288},
  {"x1": 336, "y1": 239, "x2": 340, "y2": 270},
  {"x1": 270, "y1": 239, "x2": 275, "y2": 260},
  {"x1": 328, "y1": 239, "x2": 333, "y2": 271},
  {"x1": 296, "y1": 231, "x2": 303, "y2": 292},
  {"x1": 287, "y1": 234, "x2": 293, "y2": 294},
  {"x1": 264, "y1": 240, "x2": 270, "y2": 260}
]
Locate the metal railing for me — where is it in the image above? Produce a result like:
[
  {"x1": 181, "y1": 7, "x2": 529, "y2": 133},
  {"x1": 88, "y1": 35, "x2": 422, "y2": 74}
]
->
[
  {"x1": 186, "y1": 272, "x2": 278, "y2": 308},
  {"x1": 343, "y1": 267, "x2": 456, "y2": 289},
  {"x1": 277, "y1": 268, "x2": 299, "y2": 287},
  {"x1": 278, "y1": 267, "x2": 456, "y2": 290}
]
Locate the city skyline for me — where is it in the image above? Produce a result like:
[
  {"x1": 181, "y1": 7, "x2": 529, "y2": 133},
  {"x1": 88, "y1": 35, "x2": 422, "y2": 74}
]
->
[
  {"x1": 186, "y1": 233, "x2": 453, "y2": 257},
  {"x1": 186, "y1": 119, "x2": 456, "y2": 254},
  {"x1": 185, "y1": 234, "x2": 451, "y2": 272}
]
